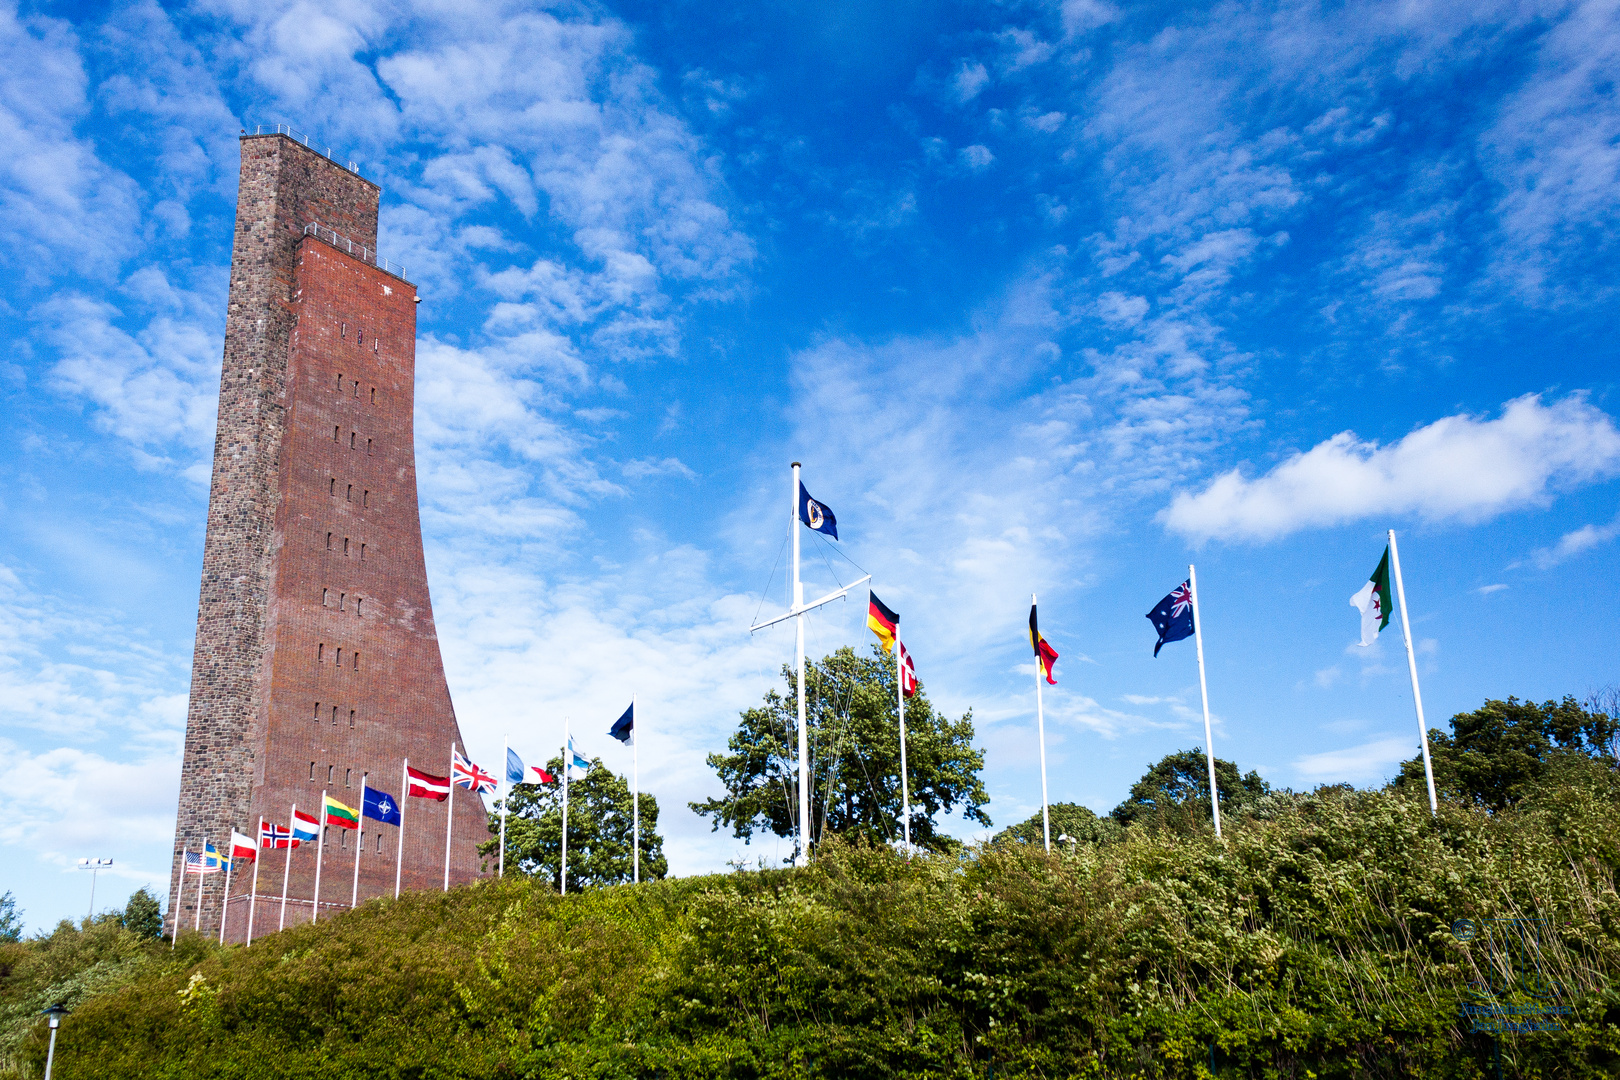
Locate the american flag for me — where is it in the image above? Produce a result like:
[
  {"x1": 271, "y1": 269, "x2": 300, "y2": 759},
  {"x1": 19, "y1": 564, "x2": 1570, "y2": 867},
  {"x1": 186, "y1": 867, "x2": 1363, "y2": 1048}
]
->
[
  {"x1": 183, "y1": 849, "x2": 221, "y2": 874},
  {"x1": 452, "y1": 749, "x2": 498, "y2": 794}
]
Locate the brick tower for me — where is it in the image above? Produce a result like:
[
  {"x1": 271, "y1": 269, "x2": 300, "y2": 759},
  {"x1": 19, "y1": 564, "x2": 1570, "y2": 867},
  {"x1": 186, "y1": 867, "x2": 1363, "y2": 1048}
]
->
[{"x1": 169, "y1": 132, "x2": 487, "y2": 940}]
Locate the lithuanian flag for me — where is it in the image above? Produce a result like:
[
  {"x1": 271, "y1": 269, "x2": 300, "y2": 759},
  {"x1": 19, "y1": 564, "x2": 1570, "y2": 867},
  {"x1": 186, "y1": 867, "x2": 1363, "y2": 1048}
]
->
[
  {"x1": 867, "y1": 591, "x2": 899, "y2": 653},
  {"x1": 323, "y1": 794, "x2": 360, "y2": 830},
  {"x1": 1029, "y1": 603, "x2": 1059, "y2": 685}
]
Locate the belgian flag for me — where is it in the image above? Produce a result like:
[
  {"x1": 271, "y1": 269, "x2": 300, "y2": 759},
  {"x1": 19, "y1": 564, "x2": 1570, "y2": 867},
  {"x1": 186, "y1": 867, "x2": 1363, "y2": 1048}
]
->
[
  {"x1": 1029, "y1": 603, "x2": 1059, "y2": 685},
  {"x1": 867, "y1": 591, "x2": 899, "y2": 653}
]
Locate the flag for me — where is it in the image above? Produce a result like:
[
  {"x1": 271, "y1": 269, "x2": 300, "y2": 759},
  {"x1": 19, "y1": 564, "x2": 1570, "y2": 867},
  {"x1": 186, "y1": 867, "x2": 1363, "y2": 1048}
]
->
[
  {"x1": 1147, "y1": 580, "x2": 1195, "y2": 657},
  {"x1": 291, "y1": 809, "x2": 319, "y2": 844},
  {"x1": 608, "y1": 702, "x2": 634, "y2": 745},
  {"x1": 867, "y1": 591, "x2": 899, "y2": 654},
  {"x1": 506, "y1": 748, "x2": 555, "y2": 785},
  {"x1": 363, "y1": 785, "x2": 401, "y2": 826},
  {"x1": 1351, "y1": 547, "x2": 1393, "y2": 647},
  {"x1": 1029, "y1": 604, "x2": 1059, "y2": 684},
  {"x1": 323, "y1": 794, "x2": 360, "y2": 830},
  {"x1": 407, "y1": 765, "x2": 451, "y2": 801},
  {"x1": 899, "y1": 640, "x2": 918, "y2": 698},
  {"x1": 230, "y1": 831, "x2": 257, "y2": 863},
  {"x1": 183, "y1": 848, "x2": 221, "y2": 875},
  {"x1": 259, "y1": 821, "x2": 293, "y2": 849},
  {"x1": 798, "y1": 482, "x2": 838, "y2": 539},
  {"x1": 452, "y1": 750, "x2": 497, "y2": 794},
  {"x1": 567, "y1": 739, "x2": 590, "y2": 780}
]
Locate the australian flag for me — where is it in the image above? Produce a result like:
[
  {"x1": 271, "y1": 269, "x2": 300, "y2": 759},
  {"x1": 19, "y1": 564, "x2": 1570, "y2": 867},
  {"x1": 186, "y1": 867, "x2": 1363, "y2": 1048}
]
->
[{"x1": 1147, "y1": 580, "x2": 1195, "y2": 657}]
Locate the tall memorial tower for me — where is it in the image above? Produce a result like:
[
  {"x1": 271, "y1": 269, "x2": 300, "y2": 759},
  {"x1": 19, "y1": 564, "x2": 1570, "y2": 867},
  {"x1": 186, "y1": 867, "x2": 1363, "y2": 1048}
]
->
[{"x1": 169, "y1": 132, "x2": 487, "y2": 939}]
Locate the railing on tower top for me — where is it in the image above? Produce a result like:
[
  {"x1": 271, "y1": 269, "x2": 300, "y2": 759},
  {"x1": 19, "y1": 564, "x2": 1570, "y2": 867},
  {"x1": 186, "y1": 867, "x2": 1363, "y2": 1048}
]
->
[
  {"x1": 303, "y1": 222, "x2": 407, "y2": 281},
  {"x1": 251, "y1": 124, "x2": 363, "y2": 177}
]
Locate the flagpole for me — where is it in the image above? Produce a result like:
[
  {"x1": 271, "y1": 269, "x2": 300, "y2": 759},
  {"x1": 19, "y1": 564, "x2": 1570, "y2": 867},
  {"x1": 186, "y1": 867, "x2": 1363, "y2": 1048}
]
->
[
  {"x1": 499, "y1": 735, "x2": 509, "y2": 879},
  {"x1": 247, "y1": 818, "x2": 262, "y2": 946},
  {"x1": 193, "y1": 840, "x2": 206, "y2": 932},
  {"x1": 562, "y1": 720, "x2": 570, "y2": 896},
  {"x1": 897, "y1": 622, "x2": 911, "y2": 854},
  {"x1": 313, "y1": 794, "x2": 327, "y2": 923},
  {"x1": 218, "y1": 838, "x2": 233, "y2": 945},
  {"x1": 631, "y1": 702, "x2": 638, "y2": 887},
  {"x1": 396, "y1": 761, "x2": 407, "y2": 899},
  {"x1": 443, "y1": 743, "x2": 456, "y2": 891},
  {"x1": 172, "y1": 845, "x2": 186, "y2": 949},
  {"x1": 351, "y1": 773, "x2": 366, "y2": 908},
  {"x1": 1389, "y1": 530, "x2": 1439, "y2": 816},
  {"x1": 1188, "y1": 564, "x2": 1222, "y2": 839},
  {"x1": 1032, "y1": 594, "x2": 1051, "y2": 853},
  {"x1": 792, "y1": 462, "x2": 810, "y2": 868},
  {"x1": 280, "y1": 805, "x2": 294, "y2": 930}
]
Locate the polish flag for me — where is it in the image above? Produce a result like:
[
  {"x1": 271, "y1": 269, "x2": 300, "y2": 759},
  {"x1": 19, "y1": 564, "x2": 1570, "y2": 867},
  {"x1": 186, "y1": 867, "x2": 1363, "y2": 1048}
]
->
[
  {"x1": 230, "y1": 830, "x2": 257, "y2": 862},
  {"x1": 407, "y1": 765, "x2": 451, "y2": 801}
]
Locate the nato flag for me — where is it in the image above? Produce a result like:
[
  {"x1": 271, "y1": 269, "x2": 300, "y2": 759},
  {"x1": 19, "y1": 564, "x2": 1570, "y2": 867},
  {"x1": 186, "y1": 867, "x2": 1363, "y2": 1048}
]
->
[
  {"x1": 798, "y1": 482, "x2": 838, "y2": 539},
  {"x1": 1147, "y1": 580, "x2": 1196, "y2": 657},
  {"x1": 609, "y1": 702, "x2": 634, "y2": 744},
  {"x1": 362, "y1": 784, "x2": 402, "y2": 826}
]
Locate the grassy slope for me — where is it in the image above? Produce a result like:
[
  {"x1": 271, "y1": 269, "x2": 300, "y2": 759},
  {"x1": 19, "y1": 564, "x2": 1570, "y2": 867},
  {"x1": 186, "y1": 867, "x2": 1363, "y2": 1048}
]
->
[{"x1": 9, "y1": 777, "x2": 1620, "y2": 1079}]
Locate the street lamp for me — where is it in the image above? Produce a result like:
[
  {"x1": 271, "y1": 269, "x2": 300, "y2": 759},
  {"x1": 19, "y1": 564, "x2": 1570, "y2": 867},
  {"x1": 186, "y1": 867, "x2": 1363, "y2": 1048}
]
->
[
  {"x1": 41, "y1": 1002, "x2": 69, "y2": 1080},
  {"x1": 76, "y1": 859, "x2": 113, "y2": 918}
]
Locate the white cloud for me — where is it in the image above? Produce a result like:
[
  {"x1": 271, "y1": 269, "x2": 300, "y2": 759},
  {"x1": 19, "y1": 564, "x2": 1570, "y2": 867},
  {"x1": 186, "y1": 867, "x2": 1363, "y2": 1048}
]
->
[
  {"x1": 958, "y1": 144, "x2": 995, "y2": 171},
  {"x1": 1530, "y1": 511, "x2": 1620, "y2": 568},
  {"x1": 1292, "y1": 735, "x2": 1415, "y2": 785},
  {"x1": 1163, "y1": 394, "x2": 1620, "y2": 542}
]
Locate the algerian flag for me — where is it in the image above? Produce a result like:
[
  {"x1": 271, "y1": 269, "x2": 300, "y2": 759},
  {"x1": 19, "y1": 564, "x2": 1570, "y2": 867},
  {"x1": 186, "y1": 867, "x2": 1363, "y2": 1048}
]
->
[{"x1": 1350, "y1": 546, "x2": 1393, "y2": 646}]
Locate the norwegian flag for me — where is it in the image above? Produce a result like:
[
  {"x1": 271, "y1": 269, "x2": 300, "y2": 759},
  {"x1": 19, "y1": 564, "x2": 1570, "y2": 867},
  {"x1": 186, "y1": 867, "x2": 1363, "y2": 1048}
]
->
[
  {"x1": 259, "y1": 821, "x2": 295, "y2": 849},
  {"x1": 452, "y1": 749, "x2": 498, "y2": 794}
]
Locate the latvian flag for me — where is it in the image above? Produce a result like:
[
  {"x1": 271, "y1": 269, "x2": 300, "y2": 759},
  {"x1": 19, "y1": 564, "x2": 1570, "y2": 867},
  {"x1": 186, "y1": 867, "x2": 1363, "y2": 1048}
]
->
[
  {"x1": 452, "y1": 749, "x2": 498, "y2": 794},
  {"x1": 230, "y1": 830, "x2": 257, "y2": 863},
  {"x1": 407, "y1": 765, "x2": 451, "y2": 801},
  {"x1": 899, "y1": 640, "x2": 918, "y2": 698},
  {"x1": 260, "y1": 821, "x2": 294, "y2": 849},
  {"x1": 291, "y1": 809, "x2": 320, "y2": 844}
]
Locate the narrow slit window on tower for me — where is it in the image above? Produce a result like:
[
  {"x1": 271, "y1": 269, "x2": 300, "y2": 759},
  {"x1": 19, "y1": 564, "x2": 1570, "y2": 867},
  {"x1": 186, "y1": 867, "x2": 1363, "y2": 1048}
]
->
[
  {"x1": 336, "y1": 647, "x2": 344, "y2": 667},
  {"x1": 344, "y1": 537, "x2": 350, "y2": 555},
  {"x1": 355, "y1": 598, "x2": 363, "y2": 617},
  {"x1": 317, "y1": 643, "x2": 324, "y2": 661},
  {"x1": 352, "y1": 380, "x2": 360, "y2": 396},
  {"x1": 333, "y1": 425, "x2": 340, "y2": 442},
  {"x1": 346, "y1": 484, "x2": 353, "y2": 501},
  {"x1": 370, "y1": 387, "x2": 376, "y2": 403},
  {"x1": 327, "y1": 765, "x2": 335, "y2": 785},
  {"x1": 366, "y1": 438, "x2": 373, "y2": 455},
  {"x1": 363, "y1": 490, "x2": 369, "y2": 508},
  {"x1": 345, "y1": 768, "x2": 352, "y2": 788},
  {"x1": 340, "y1": 828, "x2": 347, "y2": 850},
  {"x1": 341, "y1": 322, "x2": 347, "y2": 339},
  {"x1": 310, "y1": 762, "x2": 316, "y2": 782},
  {"x1": 337, "y1": 372, "x2": 344, "y2": 391},
  {"x1": 376, "y1": 833, "x2": 383, "y2": 853},
  {"x1": 360, "y1": 543, "x2": 366, "y2": 561},
  {"x1": 326, "y1": 532, "x2": 332, "y2": 550},
  {"x1": 356, "y1": 329, "x2": 363, "y2": 346},
  {"x1": 339, "y1": 592, "x2": 346, "y2": 611},
  {"x1": 350, "y1": 431, "x2": 356, "y2": 449},
  {"x1": 372, "y1": 337, "x2": 378, "y2": 353},
  {"x1": 353, "y1": 651, "x2": 360, "y2": 671},
  {"x1": 332, "y1": 705, "x2": 339, "y2": 725},
  {"x1": 313, "y1": 702, "x2": 321, "y2": 722},
  {"x1": 322, "y1": 588, "x2": 329, "y2": 606},
  {"x1": 330, "y1": 478, "x2": 336, "y2": 496},
  {"x1": 349, "y1": 709, "x2": 355, "y2": 728}
]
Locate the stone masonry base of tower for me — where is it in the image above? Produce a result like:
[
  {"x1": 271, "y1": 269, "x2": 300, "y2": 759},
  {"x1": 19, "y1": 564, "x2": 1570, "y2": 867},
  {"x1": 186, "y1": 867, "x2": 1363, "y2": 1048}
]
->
[{"x1": 169, "y1": 133, "x2": 487, "y2": 941}]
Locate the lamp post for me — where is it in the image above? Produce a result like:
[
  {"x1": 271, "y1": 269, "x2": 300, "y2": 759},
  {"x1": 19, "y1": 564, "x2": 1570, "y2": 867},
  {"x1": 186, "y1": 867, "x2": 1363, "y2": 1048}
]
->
[
  {"x1": 75, "y1": 859, "x2": 113, "y2": 919},
  {"x1": 41, "y1": 1002, "x2": 69, "y2": 1080}
]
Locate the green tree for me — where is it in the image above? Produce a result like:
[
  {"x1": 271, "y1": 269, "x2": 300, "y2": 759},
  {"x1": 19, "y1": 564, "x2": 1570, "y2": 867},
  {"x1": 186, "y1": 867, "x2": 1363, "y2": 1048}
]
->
[
  {"x1": 120, "y1": 888, "x2": 163, "y2": 940},
  {"x1": 0, "y1": 890, "x2": 20, "y2": 943},
  {"x1": 994, "y1": 802, "x2": 1123, "y2": 847},
  {"x1": 691, "y1": 645, "x2": 990, "y2": 856},
  {"x1": 486, "y1": 756, "x2": 667, "y2": 890},
  {"x1": 1395, "y1": 695, "x2": 1620, "y2": 811},
  {"x1": 1110, "y1": 748, "x2": 1270, "y2": 827}
]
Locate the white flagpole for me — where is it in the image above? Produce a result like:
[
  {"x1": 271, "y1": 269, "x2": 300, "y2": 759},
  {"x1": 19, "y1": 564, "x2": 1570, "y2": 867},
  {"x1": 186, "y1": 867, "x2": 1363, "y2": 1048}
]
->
[
  {"x1": 1033, "y1": 594, "x2": 1050, "y2": 853},
  {"x1": 396, "y1": 760, "x2": 407, "y2": 899},
  {"x1": 633, "y1": 696, "x2": 639, "y2": 885},
  {"x1": 247, "y1": 818, "x2": 262, "y2": 946},
  {"x1": 562, "y1": 720, "x2": 570, "y2": 895},
  {"x1": 792, "y1": 462, "x2": 809, "y2": 868},
  {"x1": 193, "y1": 840, "x2": 207, "y2": 932},
  {"x1": 1389, "y1": 530, "x2": 1439, "y2": 816},
  {"x1": 897, "y1": 622, "x2": 911, "y2": 854},
  {"x1": 279, "y1": 804, "x2": 295, "y2": 931},
  {"x1": 443, "y1": 743, "x2": 456, "y2": 891},
  {"x1": 499, "y1": 735, "x2": 509, "y2": 879},
  {"x1": 218, "y1": 837, "x2": 234, "y2": 945},
  {"x1": 1188, "y1": 564, "x2": 1222, "y2": 839},
  {"x1": 171, "y1": 845, "x2": 186, "y2": 949},
  {"x1": 351, "y1": 773, "x2": 366, "y2": 908},
  {"x1": 312, "y1": 794, "x2": 327, "y2": 923}
]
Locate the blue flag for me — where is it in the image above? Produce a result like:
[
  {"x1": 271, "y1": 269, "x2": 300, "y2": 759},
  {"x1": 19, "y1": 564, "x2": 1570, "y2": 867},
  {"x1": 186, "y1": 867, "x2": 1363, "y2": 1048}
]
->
[
  {"x1": 609, "y1": 702, "x2": 634, "y2": 744},
  {"x1": 798, "y1": 482, "x2": 838, "y2": 539},
  {"x1": 362, "y1": 784, "x2": 401, "y2": 826},
  {"x1": 1147, "y1": 580, "x2": 1195, "y2": 657}
]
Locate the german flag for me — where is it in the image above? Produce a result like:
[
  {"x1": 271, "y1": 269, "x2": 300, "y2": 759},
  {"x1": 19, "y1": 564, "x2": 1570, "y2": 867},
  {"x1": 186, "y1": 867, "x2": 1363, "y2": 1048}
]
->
[
  {"x1": 1029, "y1": 603, "x2": 1059, "y2": 685},
  {"x1": 867, "y1": 591, "x2": 899, "y2": 653}
]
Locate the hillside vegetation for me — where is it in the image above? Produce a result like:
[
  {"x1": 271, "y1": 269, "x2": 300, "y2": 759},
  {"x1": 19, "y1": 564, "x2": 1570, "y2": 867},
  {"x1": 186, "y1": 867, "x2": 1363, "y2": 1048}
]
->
[{"x1": 5, "y1": 764, "x2": 1620, "y2": 1078}]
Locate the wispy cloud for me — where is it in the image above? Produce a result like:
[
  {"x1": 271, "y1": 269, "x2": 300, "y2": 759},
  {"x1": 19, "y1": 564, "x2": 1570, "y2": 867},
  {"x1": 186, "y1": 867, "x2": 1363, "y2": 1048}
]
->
[{"x1": 1530, "y1": 511, "x2": 1620, "y2": 569}]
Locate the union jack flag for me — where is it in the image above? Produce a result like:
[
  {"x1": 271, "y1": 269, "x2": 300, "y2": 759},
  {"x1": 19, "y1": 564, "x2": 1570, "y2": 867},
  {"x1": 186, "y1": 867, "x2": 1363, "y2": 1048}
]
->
[
  {"x1": 452, "y1": 749, "x2": 498, "y2": 794},
  {"x1": 259, "y1": 821, "x2": 296, "y2": 849},
  {"x1": 1168, "y1": 582, "x2": 1193, "y2": 618}
]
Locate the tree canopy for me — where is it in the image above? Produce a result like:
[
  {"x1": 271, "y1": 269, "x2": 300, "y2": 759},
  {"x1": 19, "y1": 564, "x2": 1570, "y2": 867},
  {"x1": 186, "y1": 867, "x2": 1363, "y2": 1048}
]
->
[
  {"x1": 692, "y1": 645, "x2": 990, "y2": 856},
  {"x1": 1110, "y1": 748, "x2": 1271, "y2": 826},
  {"x1": 993, "y1": 802, "x2": 1123, "y2": 847},
  {"x1": 487, "y1": 756, "x2": 667, "y2": 890},
  {"x1": 120, "y1": 888, "x2": 163, "y2": 940}
]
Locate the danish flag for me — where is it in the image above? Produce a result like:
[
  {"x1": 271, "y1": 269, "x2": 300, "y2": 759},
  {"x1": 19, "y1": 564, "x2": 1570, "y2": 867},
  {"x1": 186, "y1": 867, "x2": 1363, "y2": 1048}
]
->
[{"x1": 452, "y1": 749, "x2": 498, "y2": 794}]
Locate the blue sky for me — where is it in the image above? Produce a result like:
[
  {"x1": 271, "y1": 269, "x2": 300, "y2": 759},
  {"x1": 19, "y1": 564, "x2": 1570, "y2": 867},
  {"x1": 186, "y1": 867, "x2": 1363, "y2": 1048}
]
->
[{"x1": 2, "y1": 0, "x2": 1618, "y2": 931}]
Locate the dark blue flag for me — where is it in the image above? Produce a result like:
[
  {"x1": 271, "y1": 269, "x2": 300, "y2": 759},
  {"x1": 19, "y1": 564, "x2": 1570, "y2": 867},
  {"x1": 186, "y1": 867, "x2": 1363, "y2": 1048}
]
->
[
  {"x1": 798, "y1": 482, "x2": 838, "y2": 540},
  {"x1": 362, "y1": 784, "x2": 401, "y2": 826},
  {"x1": 609, "y1": 701, "x2": 635, "y2": 745},
  {"x1": 1147, "y1": 580, "x2": 1195, "y2": 657}
]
